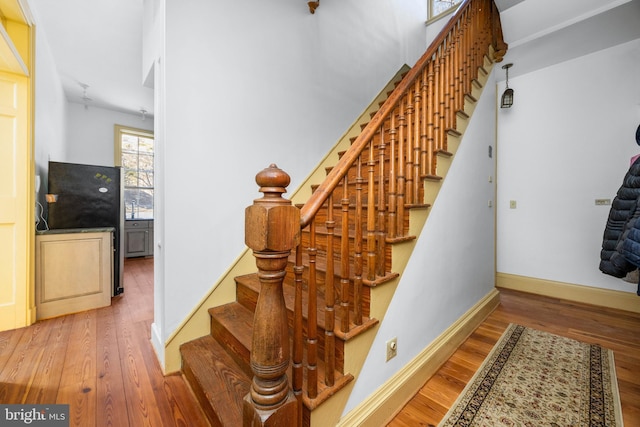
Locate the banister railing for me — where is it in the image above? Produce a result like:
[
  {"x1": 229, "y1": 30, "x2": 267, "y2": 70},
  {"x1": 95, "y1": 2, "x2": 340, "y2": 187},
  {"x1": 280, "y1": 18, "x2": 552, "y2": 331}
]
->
[{"x1": 244, "y1": 0, "x2": 506, "y2": 424}]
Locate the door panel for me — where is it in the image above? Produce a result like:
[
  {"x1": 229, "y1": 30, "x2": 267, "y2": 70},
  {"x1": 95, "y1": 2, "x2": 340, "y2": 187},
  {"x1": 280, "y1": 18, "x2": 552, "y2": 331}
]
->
[{"x1": 0, "y1": 71, "x2": 29, "y2": 330}]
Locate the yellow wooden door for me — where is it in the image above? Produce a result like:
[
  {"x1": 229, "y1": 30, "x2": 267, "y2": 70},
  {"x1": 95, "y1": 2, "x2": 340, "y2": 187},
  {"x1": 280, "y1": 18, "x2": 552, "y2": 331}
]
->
[
  {"x1": 0, "y1": 70, "x2": 31, "y2": 330},
  {"x1": 0, "y1": 1, "x2": 34, "y2": 331}
]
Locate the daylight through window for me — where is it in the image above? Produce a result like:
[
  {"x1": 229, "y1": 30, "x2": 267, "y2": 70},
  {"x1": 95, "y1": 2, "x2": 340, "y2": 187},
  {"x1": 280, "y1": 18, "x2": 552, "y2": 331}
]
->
[
  {"x1": 430, "y1": 0, "x2": 463, "y2": 20},
  {"x1": 115, "y1": 126, "x2": 154, "y2": 220}
]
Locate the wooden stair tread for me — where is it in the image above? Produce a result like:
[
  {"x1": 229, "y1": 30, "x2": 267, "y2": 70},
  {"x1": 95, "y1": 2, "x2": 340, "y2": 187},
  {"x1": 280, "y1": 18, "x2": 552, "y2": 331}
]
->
[
  {"x1": 194, "y1": 303, "x2": 357, "y2": 416},
  {"x1": 181, "y1": 335, "x2": 251, "y2": 427}
]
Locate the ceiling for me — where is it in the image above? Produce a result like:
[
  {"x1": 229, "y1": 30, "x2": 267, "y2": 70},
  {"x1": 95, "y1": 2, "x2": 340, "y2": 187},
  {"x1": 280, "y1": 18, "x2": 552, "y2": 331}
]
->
[
  {"x1": 27, "y1": 0, "x2": 153, "y2": 118},
  {"x1": 23, "y1": 0, "x2": 639, "y2": 117},
  {"x1": 493, "y1": 0, "x2": 639, "y2": 78}
]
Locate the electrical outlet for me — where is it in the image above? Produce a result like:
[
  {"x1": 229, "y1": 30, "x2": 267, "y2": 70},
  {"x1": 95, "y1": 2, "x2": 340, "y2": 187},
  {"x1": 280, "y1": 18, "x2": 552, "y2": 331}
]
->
[{"x1": 386, "y1": 337, "x2": 397, "y2": 361}]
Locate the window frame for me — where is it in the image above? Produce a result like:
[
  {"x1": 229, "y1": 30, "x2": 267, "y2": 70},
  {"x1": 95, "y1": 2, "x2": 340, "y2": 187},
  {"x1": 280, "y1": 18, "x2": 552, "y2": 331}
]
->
[
  {"x1": 114, "y1": 125, "x2": 155, "y2": 219},
  {"x1": 427, "y1": 0, "x2": 463, "y2": 24}
]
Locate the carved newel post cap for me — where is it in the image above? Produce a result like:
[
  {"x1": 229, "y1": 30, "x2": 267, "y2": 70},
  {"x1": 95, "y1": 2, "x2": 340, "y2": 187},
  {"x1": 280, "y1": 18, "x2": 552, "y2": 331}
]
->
[
  {"x1": 245, "y1": 164, "x2": 300, "y2": 253},
  {"x1": 255, "y1": 164, "x2": 290, "y2": 196}
]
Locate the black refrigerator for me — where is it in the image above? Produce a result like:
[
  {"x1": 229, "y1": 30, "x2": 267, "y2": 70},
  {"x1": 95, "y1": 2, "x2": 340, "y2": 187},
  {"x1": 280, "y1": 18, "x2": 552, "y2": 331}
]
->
[{"x1": 47, "y1": 161, "x2": 124, "y2": 295}]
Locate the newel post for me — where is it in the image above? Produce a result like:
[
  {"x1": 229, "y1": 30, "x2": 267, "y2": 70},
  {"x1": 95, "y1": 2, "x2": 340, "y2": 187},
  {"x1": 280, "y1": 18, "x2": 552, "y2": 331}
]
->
[{"x1": 243, "y1": 164, "x2": 300, "y2": 427}]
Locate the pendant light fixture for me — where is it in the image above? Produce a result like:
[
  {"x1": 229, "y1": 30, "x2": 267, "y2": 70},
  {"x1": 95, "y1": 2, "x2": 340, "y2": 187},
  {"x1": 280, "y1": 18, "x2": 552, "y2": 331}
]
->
[
  {"x1": 79, "y1": 82, "x2": 92, "y2": 110},
  {"x1": 501, "y1": 63, "x2": 514, "y2": 108}
]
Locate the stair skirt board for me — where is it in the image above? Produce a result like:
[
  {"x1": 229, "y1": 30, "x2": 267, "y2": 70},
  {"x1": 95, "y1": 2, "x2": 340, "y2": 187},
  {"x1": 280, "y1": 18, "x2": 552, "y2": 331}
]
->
[{"x1": 336, "y1": 289, "x2": 500, "y2": 427}]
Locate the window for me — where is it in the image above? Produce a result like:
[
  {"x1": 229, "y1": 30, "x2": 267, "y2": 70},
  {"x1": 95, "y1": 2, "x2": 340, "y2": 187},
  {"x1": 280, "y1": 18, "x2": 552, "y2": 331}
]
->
[
  {"x1": 429, "y1": 0, "x2": 463, "y2": 21},
  {"x1": 114, "y1": 125, "x2": 154, "y2": 219}
]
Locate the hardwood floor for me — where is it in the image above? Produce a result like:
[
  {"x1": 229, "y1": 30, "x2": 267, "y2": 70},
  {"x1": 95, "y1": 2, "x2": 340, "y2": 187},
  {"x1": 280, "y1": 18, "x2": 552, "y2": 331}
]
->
[
  {"x1": 2, "y1": 258, "x2": 639, "y2": 426},
  {"x1": 0, "y1": 257, "x2": 209, "y2": 427},
  {"x1": 387, "y1": 289, "x2": 640, "y2": 427}
]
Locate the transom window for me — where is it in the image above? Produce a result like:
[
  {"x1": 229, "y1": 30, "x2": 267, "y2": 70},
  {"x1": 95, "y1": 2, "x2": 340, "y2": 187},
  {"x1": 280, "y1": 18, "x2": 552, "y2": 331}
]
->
[
  {"x1": 114, "y1": 125, "x2": 154, "y2": 219},
  {"x1": 429, "y1": 0, "x2": 463, "y2": 20}
]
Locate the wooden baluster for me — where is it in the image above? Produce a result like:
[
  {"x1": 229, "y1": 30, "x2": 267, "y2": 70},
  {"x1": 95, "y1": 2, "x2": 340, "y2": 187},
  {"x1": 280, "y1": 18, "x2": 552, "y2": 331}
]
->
[
  {"x1": 475, "y1": 5, "x2": 483, "y2": 69},
  {"x1": 432, "y1": 47, "x2": 441, "y2": 155},
  {"x1": 340, "y1": 177, "x2": 350, "y2": 332},
  {"x1": 426, "y1": 58, "x2": 435, "y2": 177},
  {"x1": 477, "y1": 4, "x2": 486, "y2": 66},
  {"x1": 307, "y1": 219, "x2": 318, "y2": 399},
  {"x1": 448, "y1": 34, "x2": 457, "y2": 132},
  {"x1": 353, "y1": 156, "x2": 364, "y2": 326},
  {"x1": 420, "y1": 67, "x2": 429, "y2": 181},
  {"x1": 457, "y1": 20, "x2": 465, "y2": 113},
  {"x1": 452, "y1": 23, "x2": 461, "y2": 116},
  {"x1": 438, "y1": 46, "x2": 447, "y2": 152},
  {"x1": 324, "y1": 194, "x2": 335, "y2": 386},
  {"x1": 463, "y1": 10, "x2": 471, "y2": 97},
  {"x1": 243, "y1": 164, "x2": 299, "y2": 426},
  {"x1": 366, "y1": 140, "x2": 377, "y2": 281},
  {"x1": 468, "y1": 7, "x2": 475, "y2": 91},
  {"x1": 376, "y1": 125, "x2": 387, "y2": 277},
  {"x1": 292, "y1": 244, "x2": 303, "y2": 419},
  {"x1": 443, "y1": 36, "x2": 452, "y2": 133},
  {"x1": 396, "y1": 104, "x2": 406, "y2": 237},
  {"x1": 413, "y1": 79, "x2": 422, "y2": 204},
  {"x1": 404, "y1": 93, "x2": 414, "y2": 206},
  {"x1": 388, "y1": 112, "x2": 398, "y2": 239},
  {"x1": 470, "y1": 7, "x2": 478, "y2": 80}
]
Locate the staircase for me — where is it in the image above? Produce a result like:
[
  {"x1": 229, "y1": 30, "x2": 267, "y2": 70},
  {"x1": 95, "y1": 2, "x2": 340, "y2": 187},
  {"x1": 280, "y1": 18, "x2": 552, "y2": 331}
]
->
[{"x1": 180, "y1": 1, "x2": 507, "y2": 425}]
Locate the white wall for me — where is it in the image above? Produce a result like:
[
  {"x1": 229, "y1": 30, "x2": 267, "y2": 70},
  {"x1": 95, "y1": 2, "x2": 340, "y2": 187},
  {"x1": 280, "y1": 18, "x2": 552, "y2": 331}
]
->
[
  {"x1": 496, "y1": 38, "x2": 640, "y2": 293},
  {"x1": 345, "y1": 70, "x2": 497, "y2": 413},
  {"x1": 64, "y1": 103, "x2": 153, "y2": 167},
  {"x1": 154, "y1": 0, "x2": 429, "y2": 359},
  {"x1": 33, "y1": 21, "x2": 67, "y2": 200}
]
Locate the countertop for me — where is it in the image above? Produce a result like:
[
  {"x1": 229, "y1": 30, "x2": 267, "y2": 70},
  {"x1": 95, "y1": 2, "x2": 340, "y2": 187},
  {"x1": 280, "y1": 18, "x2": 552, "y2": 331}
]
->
[{"x1": 36, "y1": 227, "x2": 115, "y2": 235}]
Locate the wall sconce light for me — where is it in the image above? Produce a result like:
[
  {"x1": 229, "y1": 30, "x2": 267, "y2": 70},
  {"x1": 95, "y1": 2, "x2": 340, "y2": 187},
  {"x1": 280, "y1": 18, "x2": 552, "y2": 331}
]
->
[
  {"x1": 308, "y1": 1, "x2": 319, "y2": 13},
  {"x1": 501, "y1": 63, "x2": 514, "y2": 108}
]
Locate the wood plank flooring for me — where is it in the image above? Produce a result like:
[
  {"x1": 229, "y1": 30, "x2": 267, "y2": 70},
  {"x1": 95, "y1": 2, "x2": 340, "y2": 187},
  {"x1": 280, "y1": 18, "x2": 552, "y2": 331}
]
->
[
  {"x1": 0, "y1": 257, "x2": 209, "y2": 427},
  {"x1": 387, "y1": 289, "x2": 640, "y2": 427},
  {"x1": 2, "y1": 258, "x2": 639, "y2": 426}
]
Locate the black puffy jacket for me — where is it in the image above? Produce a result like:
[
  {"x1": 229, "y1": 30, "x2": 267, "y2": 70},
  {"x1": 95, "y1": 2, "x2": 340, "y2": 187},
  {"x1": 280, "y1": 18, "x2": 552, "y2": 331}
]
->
[{"x1": 599, "y1": 157, "x2": 640, "y2": 277}]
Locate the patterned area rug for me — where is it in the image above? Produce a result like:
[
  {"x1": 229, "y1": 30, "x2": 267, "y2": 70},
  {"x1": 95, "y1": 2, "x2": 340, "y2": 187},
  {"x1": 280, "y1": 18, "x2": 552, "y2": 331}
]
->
[{"x1": 438, "y1": 324, "x2": 623, "y2": 427}]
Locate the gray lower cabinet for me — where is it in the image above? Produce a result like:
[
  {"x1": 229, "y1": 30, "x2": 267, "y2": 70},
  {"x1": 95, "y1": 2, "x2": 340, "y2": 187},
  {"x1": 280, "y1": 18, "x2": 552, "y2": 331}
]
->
[{"x1": 124, "y1": 220, "x2": 154, "y2": 257}]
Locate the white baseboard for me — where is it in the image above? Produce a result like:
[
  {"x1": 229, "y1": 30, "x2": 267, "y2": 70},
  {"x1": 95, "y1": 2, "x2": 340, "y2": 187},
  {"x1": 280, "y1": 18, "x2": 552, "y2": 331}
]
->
[
  {"x1": 496, "y1": 273, "x2": 640, "y2": 314},
  {"x1": 151, "y1": 322, "x2": 166, "y2": 373}
]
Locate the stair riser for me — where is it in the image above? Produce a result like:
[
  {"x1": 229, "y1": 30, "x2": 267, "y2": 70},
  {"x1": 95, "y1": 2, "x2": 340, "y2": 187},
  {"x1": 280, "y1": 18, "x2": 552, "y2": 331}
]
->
[
  {"x1": 182, "y1": 361, "x2": 225, "y2": 427},
  {"x1": 210, "y1": 316, "x2": 253, "y2": 378}
]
